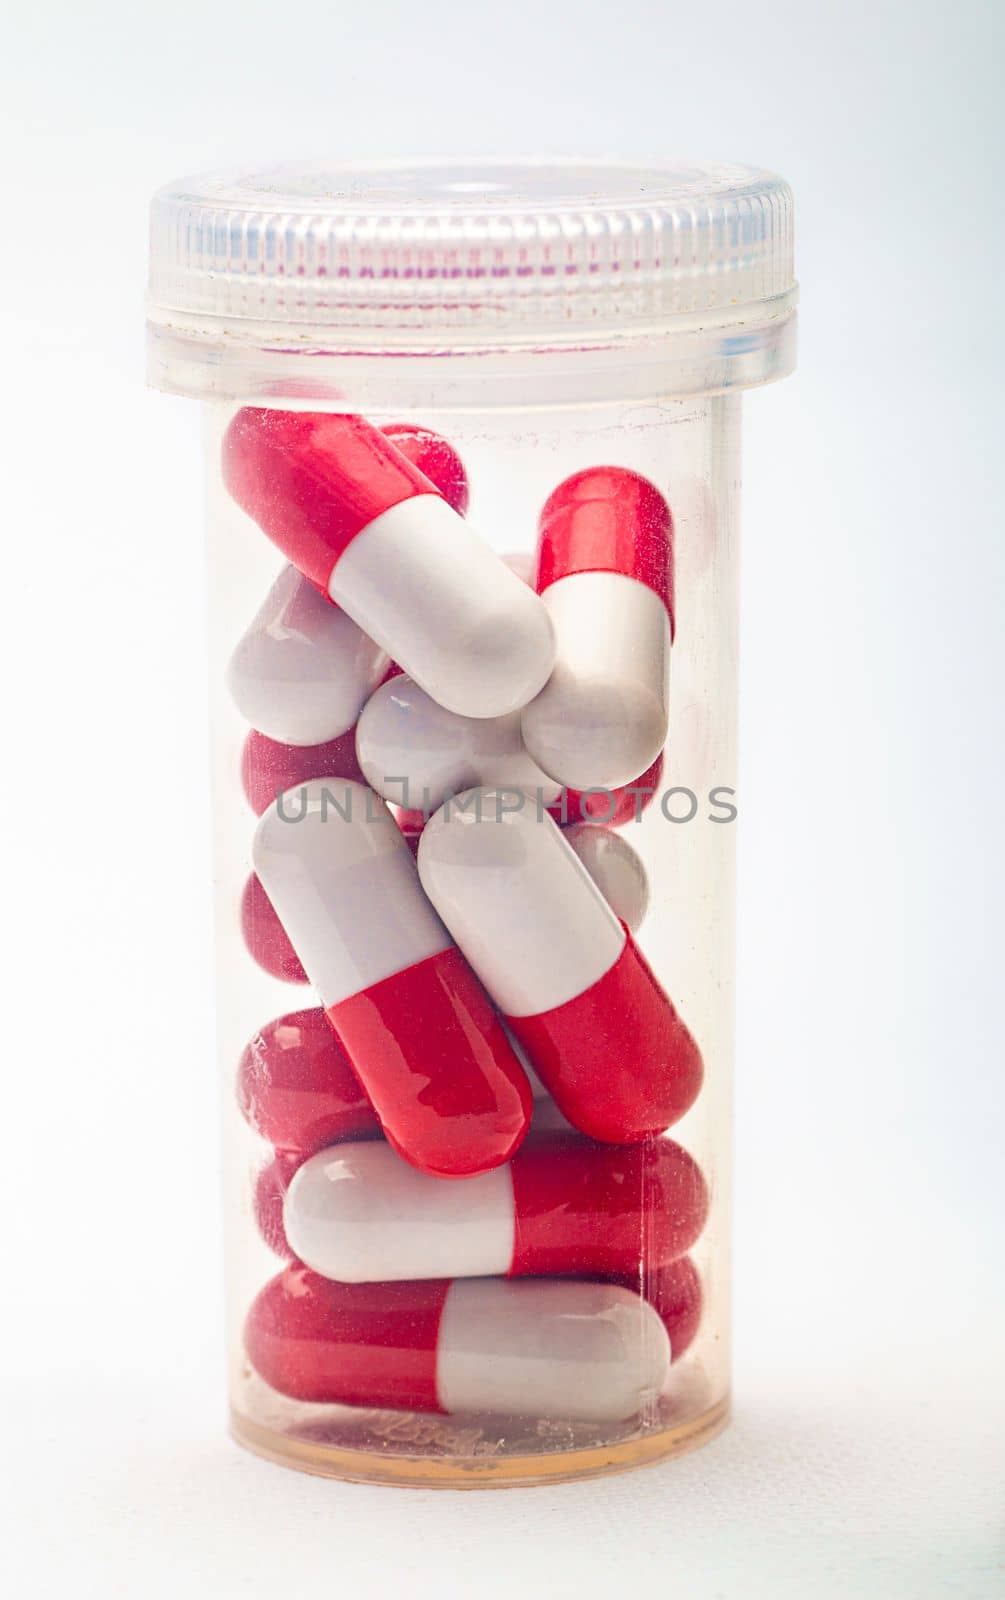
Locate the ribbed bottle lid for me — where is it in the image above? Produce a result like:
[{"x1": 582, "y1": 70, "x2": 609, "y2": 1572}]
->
[{"x1": 148, "y1": 159, "x2": 796, "y2": 397}]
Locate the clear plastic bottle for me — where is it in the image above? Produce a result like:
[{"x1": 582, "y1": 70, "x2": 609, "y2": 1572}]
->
[{"x1": 147, "y1": 160, "x2": 796, "y2": 1487}]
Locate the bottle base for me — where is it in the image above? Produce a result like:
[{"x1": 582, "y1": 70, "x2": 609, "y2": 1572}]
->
[{"x1": 229, "y1": 1394, "x2": 729, "y2": 1489}]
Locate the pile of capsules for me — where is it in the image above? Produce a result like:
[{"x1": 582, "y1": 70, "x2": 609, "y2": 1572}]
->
[{"x1": 228, "y1": 409, "x2": 708, "y2": 1427}]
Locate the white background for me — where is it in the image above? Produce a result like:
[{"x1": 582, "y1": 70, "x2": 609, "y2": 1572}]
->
[{"x1": 2, "y1": 2, "x2": 1002, "y2": 1595}]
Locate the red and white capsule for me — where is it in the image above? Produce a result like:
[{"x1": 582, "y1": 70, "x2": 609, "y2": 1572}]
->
[
  {"x1": 417, "y1": 792, "x2": 702, "y2": 1143},
  {"x1": 356, "y1": 674, "x2": 561, "y2": 816},
  {"x1": 284, "y1": 1133, "x2": 707, "y2": 1283},
  {"x1": 253, "y1": 780, "x2": 532, "y2": 1177},
  {"x1": 522, "y1": 468, "x2": 674, "y2": 790},
  {"x1": 227, "y1": 564, "x2": 390, "y2": 746},
  {"x1": 564, "y1": 823, "x2": 650, "y2": 933},
  {"x1": 246, "y1": 1265, "x2": 670, "y2": 1422},
  {"x1": 224, "y1": 409, "x2": 555, "y2": 719}
]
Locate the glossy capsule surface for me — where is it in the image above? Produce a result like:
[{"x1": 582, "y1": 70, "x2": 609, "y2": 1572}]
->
[
  {"x1": 237, "y1": 1007, "x2": 376, "y2": 1154},
  {"x1": 246, "y1": 1266, "x2": 671, "y2": 1422},
  {"x1": 284, "y1": 1132, "x2": 708, "y2": 1283}
]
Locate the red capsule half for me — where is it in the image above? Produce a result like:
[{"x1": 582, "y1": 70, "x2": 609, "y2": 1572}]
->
[
  {"x1": 535, "y1": 465, "x2": 674, "y2": 626},
  {"x1": 241, "y1": 728, "x2": 365, "y2": 817},
  {"x1": 237, "y1": 1007, "x2": 377, "y2": 1154},
  {"x1": 509, "y1": 1134, "x2": 707, "y2": 1277},
  {"x1": 380, "y1": 423, "x2": 469, "y2": 516},
  {"x1": 253, "y1": 1152, "x2": 302, "y2": 1258},
  {"x1": 240, "y1": 873, "x2": 307, "y2": 984}
]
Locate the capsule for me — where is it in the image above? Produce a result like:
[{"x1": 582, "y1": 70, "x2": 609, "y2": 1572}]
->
[
  {"x1": 240, "y1": 873, "x2": 307, "y2": 984},
  {"x1": 227, "y1": 564, "x2": 389, "y2": 747},
  {"x1": 241, "y1": 728, "x2": 364, "y2": 817},
  {"x1": 253, "y1": 780, "x2": 532, "y2": 1177},
  {"x1": 284, "y1": 1133, "x2": 707, "y2": 1283},
  {"x1": 417, "y1": 791, "x2": 702, "y2": 1143},
  {"x1": 522, "y1": 468, "x2": 673, "y2": 789},
  {"x1": 223, "y1": 409, "x2": 555, "y2": 718},
  {"x1": 245, "y1": 1266, "x2": 670, "y2": 1422},
  {"x1": 356, "y1": 675, "x2": 561, "y2": 816},
  {"x1": 237, "y1": 1007, "x2": 376, "y2": 1154},
  {"x1": 564, "y1": 824, "x2": 650, "y2": 934}
]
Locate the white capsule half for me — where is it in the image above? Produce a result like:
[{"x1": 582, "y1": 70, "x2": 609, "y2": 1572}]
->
[
  {"x1": 564, "y1": 823, "x2": 651, "y2": 934},
  {"x1": 417, "y1": 789, "x2": 625, "y2": 1019},
  {"x1": 436, "y1": 1279, "x2": 671, "y2": 1422},
  {"x1": 521, "y1": 571, "x2": 670, "y2": 789},
  {"x1": 329, "y1": 497, "x2": 555, "y2": 719},
  {"x1": 356, "y1": 675, "x2": 562, "y2": 814},
  {"x1": 253, "y1": 780, "x2": 450, "y2": 1005},
  {"x1": 227, "y1": 564, "x2": 390, "y2": 746},
  {"x1": 285, "y1": 1141, "x2": 516, "y2": 1283}
]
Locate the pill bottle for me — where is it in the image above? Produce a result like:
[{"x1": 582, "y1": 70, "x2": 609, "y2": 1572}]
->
[{"x1": 148, "y1": 160, "x2": 796, "y2": 1487}]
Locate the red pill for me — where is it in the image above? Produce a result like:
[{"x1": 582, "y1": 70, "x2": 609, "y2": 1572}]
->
[
  {"x1": 379, "y1": 423, "x2": 469, "y2": 516},
  {"x1": 237, "y1": 1007, "x2": 378, "y2": 1155},
  {"x1": 649, "y1": 1256, "x2": 703, "y2": 1362},
  {"x1": 241, "y1": 728, "x2": 365, "y2": 817},
  {"x1": 253, "y1": 1152, "x2": 302, "y2": 1258},
  {"x1": 240, "y1": 873, "x2": 308, "y2": 985}
]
